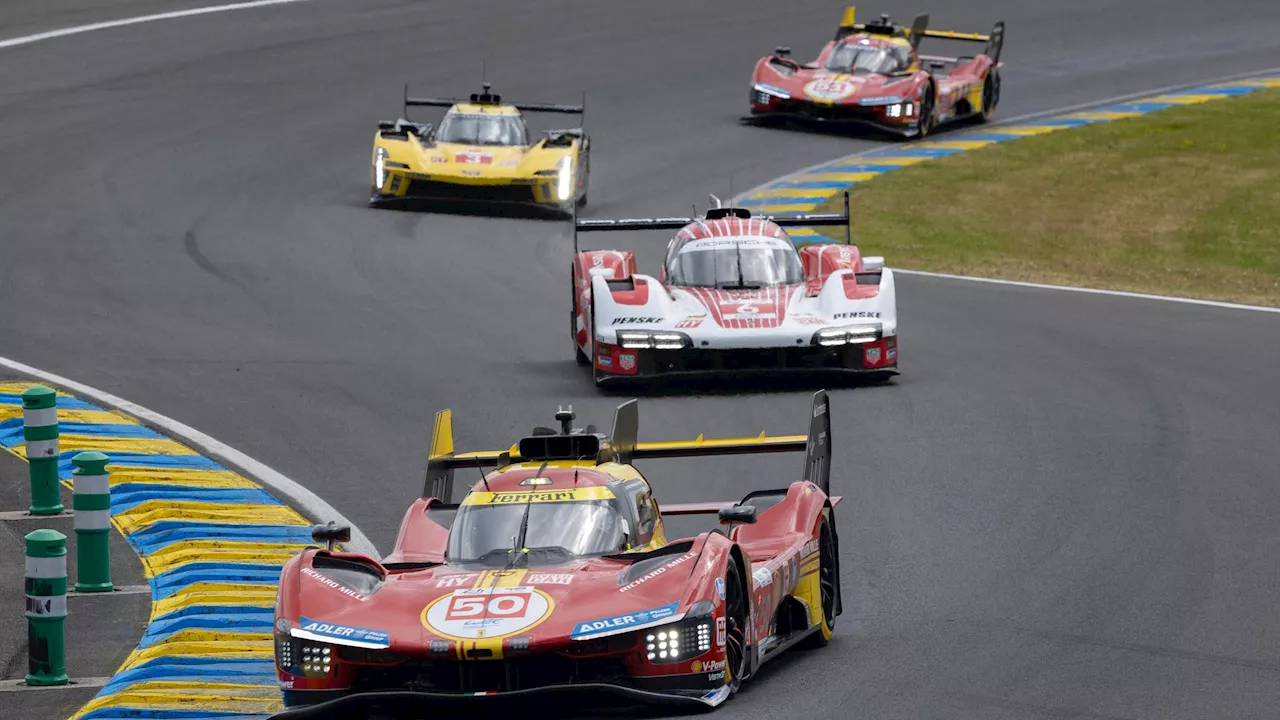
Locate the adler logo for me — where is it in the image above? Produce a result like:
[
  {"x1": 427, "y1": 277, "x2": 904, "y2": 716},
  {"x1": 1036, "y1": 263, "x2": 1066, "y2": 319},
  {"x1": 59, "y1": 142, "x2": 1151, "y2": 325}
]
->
[{"x1": 571, "y1": 602, "x2": 679, "y2": 639}]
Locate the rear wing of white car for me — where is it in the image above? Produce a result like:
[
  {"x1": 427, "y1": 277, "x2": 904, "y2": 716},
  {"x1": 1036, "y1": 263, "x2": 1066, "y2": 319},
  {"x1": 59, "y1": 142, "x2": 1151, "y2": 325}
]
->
[{"x1": 571, "y1": 191, "x2": 851, "y2": 254}]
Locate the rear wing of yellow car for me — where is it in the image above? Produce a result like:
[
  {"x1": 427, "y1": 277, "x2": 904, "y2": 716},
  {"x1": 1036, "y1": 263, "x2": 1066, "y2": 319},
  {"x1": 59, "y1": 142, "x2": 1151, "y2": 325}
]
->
[
  {"x1": 834, "y1": 7, "x2": 1005, "y2": 64},
  {"x1": 570, "y1": 190, "x2": 852, "y2": 255},
  {"x1": 424, "y1": 391, "x2": 834, "y2": 504},
  {"x1": 403, "y1": 81, "x2": 585, "y2": 119}
]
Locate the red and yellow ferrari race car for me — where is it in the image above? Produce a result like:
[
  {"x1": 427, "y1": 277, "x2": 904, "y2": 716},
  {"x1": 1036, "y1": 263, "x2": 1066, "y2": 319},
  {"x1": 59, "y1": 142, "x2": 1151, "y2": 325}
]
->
[
  {"x1": 745, "y1": 6, "x2": 1005, "y2": 138},
  {"x1": 270, "y1": 392, "x2": 842, "y2": 718}
]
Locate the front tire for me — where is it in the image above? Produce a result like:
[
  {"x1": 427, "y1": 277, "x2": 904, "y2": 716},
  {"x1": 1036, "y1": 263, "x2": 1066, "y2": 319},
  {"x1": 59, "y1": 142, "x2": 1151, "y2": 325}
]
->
[
  {"x1": 917, "y1": 84, "x2": 937, "y2": 138},
  {"x1": 723, "y1": 559, "x2": 749, "y2": 690},
  {"x1": 589, "y1": 291, "x2": 605, "y2": 387}
]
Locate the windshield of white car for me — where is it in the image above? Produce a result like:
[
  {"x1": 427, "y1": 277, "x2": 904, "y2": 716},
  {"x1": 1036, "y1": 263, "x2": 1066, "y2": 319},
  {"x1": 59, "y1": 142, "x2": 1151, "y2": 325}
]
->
[
  {"x1": 824, "y1": 44, "x2": 903, "y2": 74},
  {"x1": 447, "y1": 500, "x2": 628, "y2": 566},
  {"x1": 437, "y1": 113, "x2": 528, "y2": 146},
  {"x1": 667, "y1": 245, "x2": 804, "y2": 289}
]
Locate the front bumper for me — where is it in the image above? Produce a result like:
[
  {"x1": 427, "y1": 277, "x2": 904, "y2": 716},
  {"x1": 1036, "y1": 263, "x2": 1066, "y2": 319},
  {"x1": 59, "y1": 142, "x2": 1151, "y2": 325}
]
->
[
  {"x1": 746, "y1": 96, "x2": 920, "y2": 137},
  {"x1": 273, "y1": 683, "x2": 729, "y2": 719},
  {"x1": 371, "y1": 173, "x2": 570, "y2": 210},
  {"x1": 594, "y1": 336, "x2": 899, "y2": 385}
]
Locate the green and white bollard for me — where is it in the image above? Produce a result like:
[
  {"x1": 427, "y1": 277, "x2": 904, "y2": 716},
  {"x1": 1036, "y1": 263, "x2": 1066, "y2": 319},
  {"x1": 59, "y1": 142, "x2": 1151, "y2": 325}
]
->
[
  {"x1": 22, "y1": 386, "x2": 63, "y2": 516},
  {"x1": 25, "y1": 529, "x2": 69, "y2": 686},
  {"x1": 72, "y1": 452, "x2": 113, "y2": 593}
]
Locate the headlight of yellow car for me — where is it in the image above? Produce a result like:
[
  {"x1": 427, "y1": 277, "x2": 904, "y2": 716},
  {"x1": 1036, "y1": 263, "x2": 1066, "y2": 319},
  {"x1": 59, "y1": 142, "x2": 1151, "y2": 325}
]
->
[
  {"x1": 556, "y1": 156, "x2": 573, "y2": 201},
  {"x1": 373, "y1": 147, "x2": 409, "y2": 190}
]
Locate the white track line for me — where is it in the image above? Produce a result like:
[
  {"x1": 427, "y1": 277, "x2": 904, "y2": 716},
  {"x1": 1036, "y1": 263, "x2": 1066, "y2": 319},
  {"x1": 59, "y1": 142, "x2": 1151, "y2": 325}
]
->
[
  {"x1": 894, "y1": 269, "x2": 1280, "y2": 314},
  {"x1": 0, "y1": 0, "x2": 321, "y2": 51},
  {"x1": 0, "y1": 354, "x2": 381, "y2": 559},
  {"x1": 734, "y1": 65, "x2": 1280, "y2": 315}
]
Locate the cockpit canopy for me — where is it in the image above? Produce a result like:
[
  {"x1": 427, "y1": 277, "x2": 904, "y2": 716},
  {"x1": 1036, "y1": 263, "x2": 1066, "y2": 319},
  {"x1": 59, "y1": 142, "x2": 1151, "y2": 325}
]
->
[
  {"x1": 824, "y1": 38, "x2": 914, "y2": 75},
  {"x1": 447, "y1": 485, "x2": 630, "y2": 567},
  {"x1": 666, "y1": 236, "x2": 805, "y2": 289},
  {"x1": 437, "y1": 111, "x2": 529, "y2": 146}
]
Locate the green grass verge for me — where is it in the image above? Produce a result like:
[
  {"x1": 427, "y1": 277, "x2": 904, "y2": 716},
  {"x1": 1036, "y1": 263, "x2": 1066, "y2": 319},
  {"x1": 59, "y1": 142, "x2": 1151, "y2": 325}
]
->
[{"x1": 821, "y1": 87, "x2": 1280, "y2": 306}]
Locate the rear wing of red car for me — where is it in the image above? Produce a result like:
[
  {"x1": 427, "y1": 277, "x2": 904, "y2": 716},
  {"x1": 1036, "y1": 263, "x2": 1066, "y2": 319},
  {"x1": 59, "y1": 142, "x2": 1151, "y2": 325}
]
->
[
  {"x1": 571, "y1": 190, "x2": 852, "y2": 254},
  {"x1": 834, "y1": 7, "x2": 1005, "y2": 64},
  {"x1": 424, "y1": 391, "x2": 834, "y2": 505}
]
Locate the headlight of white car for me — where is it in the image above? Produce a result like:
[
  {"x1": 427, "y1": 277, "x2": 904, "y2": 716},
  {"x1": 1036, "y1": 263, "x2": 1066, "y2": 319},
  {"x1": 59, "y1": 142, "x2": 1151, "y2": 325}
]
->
[
  {"x1": 616, "y1": 330, "x2": 690, "y2": 350},
  {"x1": 813, "y1": 325, "x2": 879, "y2": 346}
]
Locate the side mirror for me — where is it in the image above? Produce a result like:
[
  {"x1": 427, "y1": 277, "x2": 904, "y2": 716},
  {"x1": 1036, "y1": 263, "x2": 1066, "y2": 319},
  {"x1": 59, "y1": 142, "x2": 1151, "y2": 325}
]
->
[
  {"x1": 718, "y1": 504, "x2": 758, "y2": 525},
  {"x1": 862, "y1": 256, "x2": 885, "y2": 272},
  {"x1": 774, "y1": 46, "x2": 791, "y2": 58},
  {"x1": 929, "y1": 61, "x2": 946, "y2": 72},
  {"x1": 312, "y1": 521, "x2": 351, "y2": 551}
]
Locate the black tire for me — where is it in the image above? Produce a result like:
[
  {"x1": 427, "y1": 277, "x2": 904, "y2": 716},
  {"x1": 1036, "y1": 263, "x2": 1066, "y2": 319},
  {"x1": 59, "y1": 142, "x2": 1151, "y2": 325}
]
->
[
  {"x1": 573, "y1": 271, "x2": 589, "y2": 365},
  {"x1": 917, "y1": 84, "x2": 937, "y2": 138},
  {"x1": 723, "y1": 559, "x2": 749, "y2": 688},
  {"x1": 589, "y1": 291, "x2": 605, "y2": 387},
  {"x1": 978, "y1": 70, "x2": 1000, "y2": 122},
  {"x1": 800, "y1": 515, "x2": 838, "y2": 649}
]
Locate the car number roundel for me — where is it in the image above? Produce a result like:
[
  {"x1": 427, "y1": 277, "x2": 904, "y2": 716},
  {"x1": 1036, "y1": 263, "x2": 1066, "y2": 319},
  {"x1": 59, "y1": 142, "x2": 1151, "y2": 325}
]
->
[
  {"x1": 804, "y1": 77, "x2": 857, "y2": 101},
  {"x1": 421, "y1": 587, "x2": 554, "y2": 641}
]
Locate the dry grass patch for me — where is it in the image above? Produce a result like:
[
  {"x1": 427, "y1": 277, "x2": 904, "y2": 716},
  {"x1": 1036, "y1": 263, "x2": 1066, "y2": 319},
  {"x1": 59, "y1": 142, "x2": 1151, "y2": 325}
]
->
[{"x1": 823, "y1": 87, "x2": 1280, "y2": 306}]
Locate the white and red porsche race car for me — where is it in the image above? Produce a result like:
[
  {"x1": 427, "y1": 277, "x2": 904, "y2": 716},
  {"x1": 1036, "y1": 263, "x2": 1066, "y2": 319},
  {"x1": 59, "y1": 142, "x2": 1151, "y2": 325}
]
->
[{"x1": 571, "y1": 194, "x2": 898, "y2": 387}]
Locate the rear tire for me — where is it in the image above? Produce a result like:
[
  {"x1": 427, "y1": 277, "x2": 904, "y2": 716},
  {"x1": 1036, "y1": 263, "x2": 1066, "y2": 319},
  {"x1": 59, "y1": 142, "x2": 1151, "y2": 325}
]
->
[
  {"x1": 978, "y1": 71, "x2": 1000, "y2": 122},
  {"x1": 800, "y1": 515, "x2": 837, "y2": 649}
]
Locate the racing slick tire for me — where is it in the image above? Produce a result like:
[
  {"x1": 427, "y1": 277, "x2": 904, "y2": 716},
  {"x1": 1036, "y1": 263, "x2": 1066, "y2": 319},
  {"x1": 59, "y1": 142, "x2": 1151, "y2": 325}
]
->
[
  {"x1": 978, "y1": 70, "x2": 1001, "y2": 123},
  {"x1": 589, "y1": 291, "x2": 606, "y2": 387},
  {"x1": 916, "y1": 83, "x2": 937, "y2": 139},
  {"x1": 573, "y1": 276, "x2": 589, "y2": 365},
  {"x1": 722, "y1": 557, "x2": 749, "y2": 691},
  {"x1": 799, "y1": 513, "x2": 838, "y2": 649}
]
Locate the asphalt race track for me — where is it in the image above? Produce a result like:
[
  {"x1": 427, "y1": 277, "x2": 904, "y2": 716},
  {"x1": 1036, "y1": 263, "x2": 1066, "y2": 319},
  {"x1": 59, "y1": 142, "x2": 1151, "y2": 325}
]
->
[{"x1": 3, "y1": 1, "x2": 1280, "y2": 717}]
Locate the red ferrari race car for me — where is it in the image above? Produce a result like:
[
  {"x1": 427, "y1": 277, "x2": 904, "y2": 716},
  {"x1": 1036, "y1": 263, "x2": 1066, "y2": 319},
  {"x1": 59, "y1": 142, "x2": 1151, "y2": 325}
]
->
[
  {"x1": 270, "y1": 392, "x2": 842, "y2": 718},
  {"x1": 745, "y1": 6, "x2": 1005, "y2": 138}
]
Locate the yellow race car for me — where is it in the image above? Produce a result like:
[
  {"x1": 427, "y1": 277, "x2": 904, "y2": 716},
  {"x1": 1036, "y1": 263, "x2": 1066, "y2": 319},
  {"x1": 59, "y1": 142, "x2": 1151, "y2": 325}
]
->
[{"x1": 370, "y1": 83, "x2": 589, "y2": 215}]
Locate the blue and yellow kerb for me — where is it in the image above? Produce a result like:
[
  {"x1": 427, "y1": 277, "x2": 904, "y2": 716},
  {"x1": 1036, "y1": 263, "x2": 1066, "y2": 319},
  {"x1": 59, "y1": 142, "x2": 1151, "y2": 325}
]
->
[
  {"x1": 740, "y1": 75, "x2": 1280, "y2": 244},
  {"x1": 0, "y1": 381, "x2": 318, "y2": 720}
]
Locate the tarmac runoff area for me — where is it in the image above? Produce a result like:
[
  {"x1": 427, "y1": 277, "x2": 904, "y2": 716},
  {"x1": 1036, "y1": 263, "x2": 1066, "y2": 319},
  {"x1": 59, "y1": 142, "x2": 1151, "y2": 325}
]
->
[{"x1": 0, "y1": 379, "x2": 326, "y2": 720}]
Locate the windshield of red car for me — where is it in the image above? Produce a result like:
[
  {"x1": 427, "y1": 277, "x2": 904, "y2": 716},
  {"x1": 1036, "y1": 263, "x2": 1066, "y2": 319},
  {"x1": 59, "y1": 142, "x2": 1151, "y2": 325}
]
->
[
  {"x1": 824, "y1": 43, "x2": 902, "y2": 74},
  {"x1": 437, "y1": 113, "x2": 528, "y2": 146},
  {"x1": 667, "y1": 241, "x2": 804, "y2": 289},
  {"x1": 448, "y1": 499, "x2": 628, "y2": 565}
]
